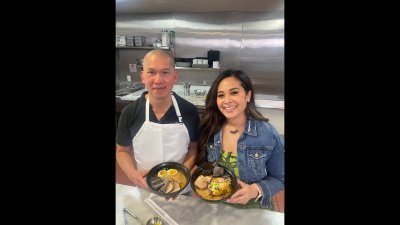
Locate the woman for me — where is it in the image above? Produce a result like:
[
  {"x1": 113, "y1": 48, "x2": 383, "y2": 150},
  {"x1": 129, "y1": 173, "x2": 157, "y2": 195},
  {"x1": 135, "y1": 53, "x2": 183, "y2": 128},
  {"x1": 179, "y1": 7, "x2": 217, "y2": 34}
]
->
[{"x1": 196, "y1": 69, "x2": 284, "y2": 209}]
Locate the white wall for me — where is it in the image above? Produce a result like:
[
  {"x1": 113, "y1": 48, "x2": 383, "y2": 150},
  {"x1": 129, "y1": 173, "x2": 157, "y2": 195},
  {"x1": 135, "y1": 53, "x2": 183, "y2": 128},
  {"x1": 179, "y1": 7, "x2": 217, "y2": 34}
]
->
[{"x1": 257, "y1": 108, "x2": 284, "y2": 136}]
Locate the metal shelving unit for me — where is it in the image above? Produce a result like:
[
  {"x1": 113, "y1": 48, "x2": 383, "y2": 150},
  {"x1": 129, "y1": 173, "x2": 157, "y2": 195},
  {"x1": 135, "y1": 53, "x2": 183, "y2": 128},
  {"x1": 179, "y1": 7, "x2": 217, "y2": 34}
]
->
[
  {"x1": 135, "y1": 65, "x2": 219, "y2": 71},
  {"x1": 116, "y1": 46, "x2": 170, "y2": 50},
  {"x1": 174, "y1": 67, "x2": 219, "y2": 71}
]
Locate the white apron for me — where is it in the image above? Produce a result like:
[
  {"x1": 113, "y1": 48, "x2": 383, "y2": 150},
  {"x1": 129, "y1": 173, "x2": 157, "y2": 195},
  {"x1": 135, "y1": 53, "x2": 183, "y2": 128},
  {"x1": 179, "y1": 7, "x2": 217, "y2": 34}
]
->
[{"x1": 132, "y1": 94, "x2": 190, "y2": 171}]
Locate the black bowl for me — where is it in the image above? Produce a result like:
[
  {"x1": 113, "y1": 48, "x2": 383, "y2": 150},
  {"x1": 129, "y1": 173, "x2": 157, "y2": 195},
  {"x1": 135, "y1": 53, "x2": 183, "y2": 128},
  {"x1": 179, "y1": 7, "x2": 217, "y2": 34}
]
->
[
  {"x1": 146, "y1": 162, "x2": 191, "y2": 198},
  {"x1": 190, "y1": 162, "x2": 238, "y2": 202}
]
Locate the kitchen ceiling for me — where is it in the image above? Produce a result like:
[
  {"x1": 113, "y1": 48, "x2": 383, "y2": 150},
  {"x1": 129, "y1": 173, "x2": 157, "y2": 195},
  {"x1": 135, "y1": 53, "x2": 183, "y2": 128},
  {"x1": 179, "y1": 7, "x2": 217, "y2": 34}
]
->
[{"x1": 116, "y1": 0, "x2": 284, "y2": 14}]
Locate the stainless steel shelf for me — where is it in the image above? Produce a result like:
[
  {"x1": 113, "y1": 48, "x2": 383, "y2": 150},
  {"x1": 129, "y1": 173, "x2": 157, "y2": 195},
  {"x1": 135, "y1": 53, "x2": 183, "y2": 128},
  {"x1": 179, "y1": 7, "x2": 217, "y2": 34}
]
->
[
  {"x1": 135, "y1": 65, "x2": 218, "y2": 71},
  {"x1": 175, "y1": 67, "x2": 219, "y2": 71},
  {"x1": 116, "y1": 46, "x2": 170, "y2": 50}
]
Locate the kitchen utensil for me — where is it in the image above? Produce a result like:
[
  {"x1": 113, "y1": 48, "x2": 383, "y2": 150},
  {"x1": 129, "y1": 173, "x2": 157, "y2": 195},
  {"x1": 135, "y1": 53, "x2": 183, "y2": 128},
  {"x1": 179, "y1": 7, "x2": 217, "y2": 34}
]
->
[
  {"x1": 183, "y1": 82, "x2": 191, "y2": 97},
  {"x1": 194, "y1": 89, "x2": 206, "y2": 97},
  {"x1": 123, "y1": 207, "x2": 141, "y2": 225}
]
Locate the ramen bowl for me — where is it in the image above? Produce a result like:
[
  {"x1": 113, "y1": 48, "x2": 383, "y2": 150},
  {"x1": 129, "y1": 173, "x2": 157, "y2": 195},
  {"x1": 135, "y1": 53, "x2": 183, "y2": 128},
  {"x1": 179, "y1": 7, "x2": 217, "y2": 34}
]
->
[
  {"x1": 190, "y1": 162, "x2": 238, "y2": 202},
  {"x1": 146, "y1": 162, "x2": 191, "y2": 198}
]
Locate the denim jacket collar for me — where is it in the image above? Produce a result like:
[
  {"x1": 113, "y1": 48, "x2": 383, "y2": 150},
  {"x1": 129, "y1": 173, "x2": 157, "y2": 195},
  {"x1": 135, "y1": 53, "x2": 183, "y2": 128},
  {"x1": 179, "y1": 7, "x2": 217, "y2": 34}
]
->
[
  {"x1": 243, "y1": 117, "x2": 257, "y2": 136},
  {"x1": 211, "y1": 117, "x2": 258, "y2": 147}
]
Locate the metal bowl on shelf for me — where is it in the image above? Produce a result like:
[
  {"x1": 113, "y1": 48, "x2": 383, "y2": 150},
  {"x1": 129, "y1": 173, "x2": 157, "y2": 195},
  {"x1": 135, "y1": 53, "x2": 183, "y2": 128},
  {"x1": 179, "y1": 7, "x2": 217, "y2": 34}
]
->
[{"x1": 146, "y1": 216, "x2": 164, "y2": 225}]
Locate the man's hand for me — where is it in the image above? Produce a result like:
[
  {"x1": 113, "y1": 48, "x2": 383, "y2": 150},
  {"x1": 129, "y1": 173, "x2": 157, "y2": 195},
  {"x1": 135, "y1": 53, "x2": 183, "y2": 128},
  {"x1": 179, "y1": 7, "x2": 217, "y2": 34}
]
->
[{"x1": 128, "y1": 169, "x2": 150, "y2": 191}]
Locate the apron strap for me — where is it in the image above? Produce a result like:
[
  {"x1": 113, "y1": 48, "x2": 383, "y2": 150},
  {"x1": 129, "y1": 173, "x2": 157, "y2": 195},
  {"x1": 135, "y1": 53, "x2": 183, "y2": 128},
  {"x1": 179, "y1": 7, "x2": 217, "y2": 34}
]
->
[
  {"x1": 171, "y1": 93, "x2": 183, "y2": 123},
  {"x1": 145, "y1": 93, "x2": 183, "y2": 123},
  {"x1": 145, "y1": 97, "x2": 150, "y2": 121}
]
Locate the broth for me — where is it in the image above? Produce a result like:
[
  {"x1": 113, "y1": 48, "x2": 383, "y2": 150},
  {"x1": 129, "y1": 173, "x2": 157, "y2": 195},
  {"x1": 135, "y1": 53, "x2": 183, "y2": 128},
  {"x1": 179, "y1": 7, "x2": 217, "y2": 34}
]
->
[
  {"x1": 196, "y1": 188, "x2": 231, "y2": 201},
  {"x1": 170, "y1": 171, "x2": 187, "y2": 188}
]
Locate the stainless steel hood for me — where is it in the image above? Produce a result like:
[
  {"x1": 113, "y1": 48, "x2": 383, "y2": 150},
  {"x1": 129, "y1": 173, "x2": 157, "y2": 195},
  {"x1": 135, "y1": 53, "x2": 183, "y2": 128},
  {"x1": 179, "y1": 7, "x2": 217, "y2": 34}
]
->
[{"x1": 116, "y1": 0, "x2": 284, "y2": 14}]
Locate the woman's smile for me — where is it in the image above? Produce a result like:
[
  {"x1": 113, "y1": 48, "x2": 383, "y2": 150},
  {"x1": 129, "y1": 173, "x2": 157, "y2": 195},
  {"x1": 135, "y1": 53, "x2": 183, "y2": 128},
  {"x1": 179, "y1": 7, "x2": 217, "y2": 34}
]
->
[{"x1": 223, "y1": 105, "x2": 237, "y2": 113}]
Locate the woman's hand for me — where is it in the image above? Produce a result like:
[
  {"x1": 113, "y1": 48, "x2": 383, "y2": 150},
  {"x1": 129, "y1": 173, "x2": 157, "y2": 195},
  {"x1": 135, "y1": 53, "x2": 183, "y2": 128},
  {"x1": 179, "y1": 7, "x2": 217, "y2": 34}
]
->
[
  {"x1": 226, "y1": 179, "x2": 259, "y2": 204},
  {"x1": 190, "y1": 164, "x2": 198, "y2": 175},
  {"x1": 128, "y1": 170, "x2": 150, "y2": 191}
]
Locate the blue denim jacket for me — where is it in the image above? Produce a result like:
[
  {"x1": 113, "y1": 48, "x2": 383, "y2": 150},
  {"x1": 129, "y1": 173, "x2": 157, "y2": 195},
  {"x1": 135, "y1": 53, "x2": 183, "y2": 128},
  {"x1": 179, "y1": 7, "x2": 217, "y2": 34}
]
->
[{"x1": 206, "y1": 118, "x2": 284, "y2": 208}]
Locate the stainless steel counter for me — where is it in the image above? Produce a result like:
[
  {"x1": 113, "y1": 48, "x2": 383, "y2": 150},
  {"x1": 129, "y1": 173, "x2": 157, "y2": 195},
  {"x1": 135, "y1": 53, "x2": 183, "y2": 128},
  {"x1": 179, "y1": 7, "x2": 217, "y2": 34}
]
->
[{"x1": 116, "y1": 183, "x2": 284, "y2": 225}]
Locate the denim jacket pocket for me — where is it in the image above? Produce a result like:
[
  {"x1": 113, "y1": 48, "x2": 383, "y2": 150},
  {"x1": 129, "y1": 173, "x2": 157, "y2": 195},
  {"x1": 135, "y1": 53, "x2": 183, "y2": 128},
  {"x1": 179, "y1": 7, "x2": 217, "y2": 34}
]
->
[
  {"x1": 247, "y1": 147, "x2": 271, "y2": 177},
  {"x1": 207, "y1": 143, "x2": 217, "y2": 162}
]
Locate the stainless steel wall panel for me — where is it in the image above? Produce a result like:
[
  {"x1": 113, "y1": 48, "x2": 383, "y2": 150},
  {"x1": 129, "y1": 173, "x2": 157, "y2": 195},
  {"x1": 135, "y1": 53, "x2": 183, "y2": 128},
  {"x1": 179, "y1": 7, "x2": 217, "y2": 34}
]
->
[
  {"x1": 176, "y1": 69, "x2": 220, "y2": 86},
  {"x1": 240, "y1": 61, "x2": 284, "y2": 96},
  {"x1": 174, "y1": 12, "x2": 243, "y2": 32},
  {"x1": 116, "y1": 13, "x2": 174, "y2": 32},
  {"x1": 240, "y1": 11, "x2": 284, "y2": 97},
  {"x1": 173, "y1": 12, "x2": 242, "y2": 69},
  {"x1": 241, "y1": 35, "x2": 284, "y2": 59},
  {"x1": 241, "y1": 11, "x2": 284, "y2": 34},
  {"x1": 116, "y1": 11, "x2": 285, "y2": 99}
]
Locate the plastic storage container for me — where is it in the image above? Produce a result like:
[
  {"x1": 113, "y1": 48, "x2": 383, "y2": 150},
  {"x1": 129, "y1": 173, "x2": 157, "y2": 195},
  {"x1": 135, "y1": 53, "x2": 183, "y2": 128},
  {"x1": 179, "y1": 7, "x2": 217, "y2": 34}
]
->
[{"x1": 161, "y1": 30, "x2": 169, "y2": 47}]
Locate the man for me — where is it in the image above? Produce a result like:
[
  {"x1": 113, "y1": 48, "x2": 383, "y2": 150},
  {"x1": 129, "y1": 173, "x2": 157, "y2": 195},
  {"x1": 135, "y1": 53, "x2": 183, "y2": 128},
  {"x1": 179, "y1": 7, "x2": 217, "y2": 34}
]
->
[{"x1": 116, "y1": 50, "x2": 199, "y2": 190}]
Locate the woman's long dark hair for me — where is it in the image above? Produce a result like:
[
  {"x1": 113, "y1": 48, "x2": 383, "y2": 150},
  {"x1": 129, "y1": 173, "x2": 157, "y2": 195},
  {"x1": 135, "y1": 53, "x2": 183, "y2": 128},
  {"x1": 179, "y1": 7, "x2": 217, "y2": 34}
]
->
[{"x1": 196, "y1": 69, "x2": 269, "y2": 165}]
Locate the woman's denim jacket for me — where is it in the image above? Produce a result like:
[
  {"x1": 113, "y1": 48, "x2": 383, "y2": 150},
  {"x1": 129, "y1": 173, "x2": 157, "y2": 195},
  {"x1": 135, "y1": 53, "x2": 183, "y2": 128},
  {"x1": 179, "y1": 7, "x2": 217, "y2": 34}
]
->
[{"x1": 206, "y1": 118, "x2": 284, "y2": 208}]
